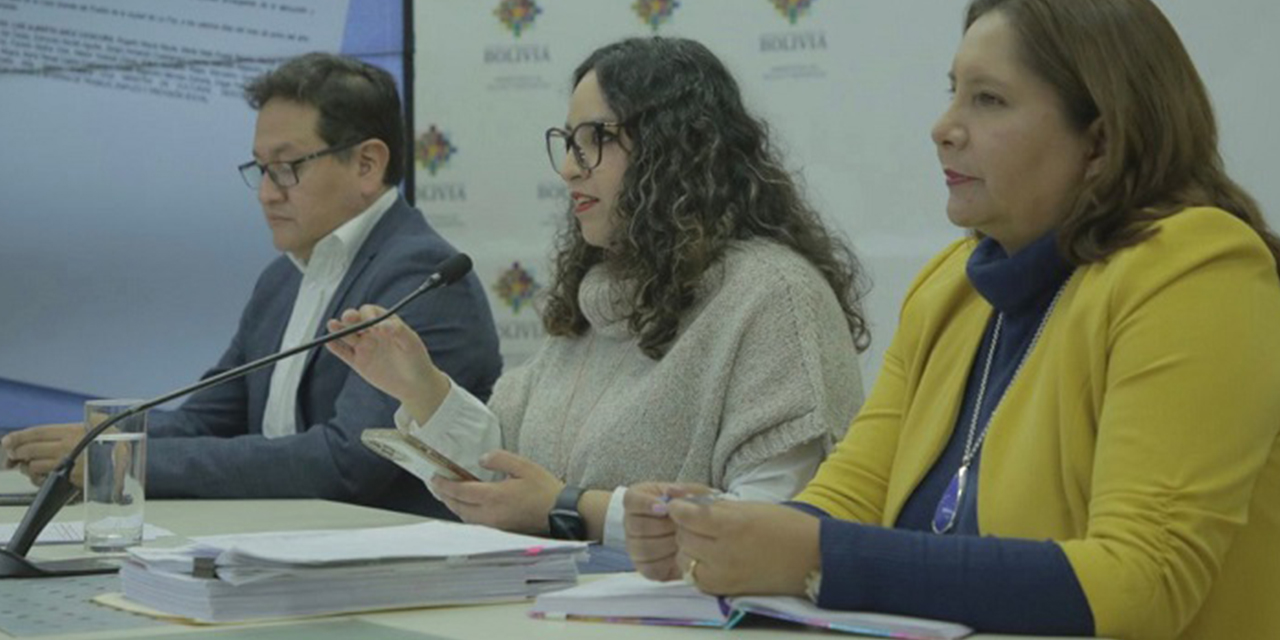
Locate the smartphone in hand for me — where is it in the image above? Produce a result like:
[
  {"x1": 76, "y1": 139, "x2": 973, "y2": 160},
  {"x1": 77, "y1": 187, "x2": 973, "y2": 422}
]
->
[{"x1": 361, "y1": 428, "x2": 480, "y2": 482}]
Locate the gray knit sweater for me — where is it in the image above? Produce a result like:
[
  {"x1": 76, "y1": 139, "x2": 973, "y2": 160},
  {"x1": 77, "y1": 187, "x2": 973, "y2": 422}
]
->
[{"x1": 490, "y1": 238, "x2": 865, "y2": 489}]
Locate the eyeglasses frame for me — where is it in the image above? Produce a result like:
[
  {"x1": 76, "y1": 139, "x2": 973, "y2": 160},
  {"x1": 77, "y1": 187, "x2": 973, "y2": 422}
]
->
[
  {"x1": 237, "y1": 139, "x2": 364, "y2": 190},
  {"x1": 544, "y1": 121, "x2": 628, "y2": 175}
]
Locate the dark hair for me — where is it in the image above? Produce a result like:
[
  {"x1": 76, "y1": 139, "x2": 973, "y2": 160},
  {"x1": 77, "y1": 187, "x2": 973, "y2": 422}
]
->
[
  {"x1": 541, "y1": 37, "x2": 869, "y2": 359},
  {"x1": 244, "y1": 52, "x2": 405, "y2": 185},
  {"x1": 964, "y1": 0, "x2": 1280, "y2": 276}
]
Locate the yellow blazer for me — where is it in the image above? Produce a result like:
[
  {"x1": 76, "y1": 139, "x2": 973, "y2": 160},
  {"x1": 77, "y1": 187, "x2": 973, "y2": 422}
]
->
[{"x1": 797, "y1": 207, "x2": 1280, "y2": 640}]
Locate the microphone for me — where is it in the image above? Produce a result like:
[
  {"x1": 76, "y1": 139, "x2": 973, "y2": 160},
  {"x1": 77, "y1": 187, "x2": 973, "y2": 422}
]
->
[{"x1": 0, "y1": 253, "x2": 473, "y2": 579}]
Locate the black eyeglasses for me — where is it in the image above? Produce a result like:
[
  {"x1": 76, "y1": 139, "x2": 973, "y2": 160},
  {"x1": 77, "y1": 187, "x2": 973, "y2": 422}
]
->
[
  {"x1": 545, "y1": 121, "x2": 626, "y2": 174},
  {"x1": 237, "y1": 140, "x2": 362, "y2": 190}
]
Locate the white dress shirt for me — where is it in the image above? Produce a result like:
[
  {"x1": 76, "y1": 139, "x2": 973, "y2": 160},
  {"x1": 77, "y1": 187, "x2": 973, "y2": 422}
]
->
[
  {"x1": 261, "y1": 188, "x2": 397, "y2": 439},
  {"x1": 393, "y1": 379, "x2": 822, "y2": 549}
]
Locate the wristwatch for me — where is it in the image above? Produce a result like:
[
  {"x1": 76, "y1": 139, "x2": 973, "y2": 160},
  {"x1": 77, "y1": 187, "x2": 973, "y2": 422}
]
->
[{"x1": 548, "y1": 485, "x2": 588, "y2": 540}]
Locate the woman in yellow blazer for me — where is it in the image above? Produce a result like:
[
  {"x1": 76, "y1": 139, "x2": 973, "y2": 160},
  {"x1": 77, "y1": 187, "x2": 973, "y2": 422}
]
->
[{"x1": 623, "y1": 1, "x2": 1280, "y2": 639}]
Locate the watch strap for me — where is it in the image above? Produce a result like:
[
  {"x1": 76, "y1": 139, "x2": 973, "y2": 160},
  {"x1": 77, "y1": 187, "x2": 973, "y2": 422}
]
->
[{"x1": 548, "y1": 485, "x2": 588, "y2": 540}]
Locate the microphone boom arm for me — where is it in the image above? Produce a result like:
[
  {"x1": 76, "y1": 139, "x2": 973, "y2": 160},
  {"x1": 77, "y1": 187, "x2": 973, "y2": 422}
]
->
[{"x1": 0, "y1": 254, "x2": 470, "y2": 578}]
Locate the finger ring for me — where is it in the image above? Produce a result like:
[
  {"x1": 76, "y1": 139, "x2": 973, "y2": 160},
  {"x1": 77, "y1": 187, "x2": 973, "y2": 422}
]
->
[{"x1": 683, "y1": 559, "x2": 700, "y2": 586}]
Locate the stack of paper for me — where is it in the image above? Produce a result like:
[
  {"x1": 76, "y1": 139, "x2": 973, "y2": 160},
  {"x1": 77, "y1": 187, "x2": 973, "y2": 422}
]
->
[
  {"x1": 531, "y1": 573, "x2": 972, "y2": 639},
  {"x1": 120, "y1": 521, "x2": 587, "y2": 623}
]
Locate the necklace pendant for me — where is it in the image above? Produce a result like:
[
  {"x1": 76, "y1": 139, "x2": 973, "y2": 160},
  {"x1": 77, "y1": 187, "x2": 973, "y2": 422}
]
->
[{"x1": 931, "y1": 463, "x2": 968, "y2": 534}]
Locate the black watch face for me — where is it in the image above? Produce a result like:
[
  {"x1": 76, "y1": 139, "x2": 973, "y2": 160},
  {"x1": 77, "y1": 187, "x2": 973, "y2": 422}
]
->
[{"x1": 549, "y1": 510, "x2": 586, "y2": 540}]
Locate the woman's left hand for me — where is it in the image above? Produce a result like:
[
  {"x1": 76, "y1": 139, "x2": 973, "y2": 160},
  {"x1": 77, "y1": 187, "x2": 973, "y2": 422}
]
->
[
  {"x1": 431, "y1": 450, "x2": 563, "y2": 534},
  {"x1": 667, "y1": 500, "x2": 821, "y2": 597}
]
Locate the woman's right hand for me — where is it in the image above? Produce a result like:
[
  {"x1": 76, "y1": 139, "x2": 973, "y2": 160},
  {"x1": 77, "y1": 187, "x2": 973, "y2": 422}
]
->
[{"x1": 325, "y1": 305, "x2": 450, "y2": 422}]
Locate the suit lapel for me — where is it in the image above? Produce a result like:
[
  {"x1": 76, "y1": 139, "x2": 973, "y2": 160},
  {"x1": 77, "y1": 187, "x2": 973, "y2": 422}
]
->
[{"x1": 299, "y1": 197, "x2": 410, "y2": 377}]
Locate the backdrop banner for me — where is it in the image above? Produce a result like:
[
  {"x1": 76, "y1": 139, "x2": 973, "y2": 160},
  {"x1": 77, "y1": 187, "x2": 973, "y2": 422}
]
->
[{"x1": 413, "y1": 0, "x2": 1280, "y2": 383}]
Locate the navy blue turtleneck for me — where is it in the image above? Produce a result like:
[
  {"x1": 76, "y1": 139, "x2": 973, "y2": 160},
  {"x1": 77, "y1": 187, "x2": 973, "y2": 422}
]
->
[{"x1": 790, "y1": 232, "x2": 1094, "y2": 635}]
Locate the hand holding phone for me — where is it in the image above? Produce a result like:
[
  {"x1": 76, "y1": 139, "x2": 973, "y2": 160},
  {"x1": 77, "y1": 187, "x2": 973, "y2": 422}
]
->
[{"x1": 361, "y1": 428, "x2": 480, "y2": 482}]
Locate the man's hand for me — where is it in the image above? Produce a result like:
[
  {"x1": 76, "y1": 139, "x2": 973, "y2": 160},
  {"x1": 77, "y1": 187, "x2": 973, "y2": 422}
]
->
[{"x1": 1, "y1": 423, "x2": 87, "y2": 486}]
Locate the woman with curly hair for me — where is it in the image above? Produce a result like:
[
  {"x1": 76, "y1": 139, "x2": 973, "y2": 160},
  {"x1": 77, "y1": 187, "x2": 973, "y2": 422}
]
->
[{"x1": 326, "y1": 37, "x2": 868, "y2": 546}]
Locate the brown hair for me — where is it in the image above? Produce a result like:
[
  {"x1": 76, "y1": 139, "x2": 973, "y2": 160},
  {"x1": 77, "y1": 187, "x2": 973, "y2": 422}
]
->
[
  {"x1": 964, "y1": 0, "x2": 1280, "y2": 275},
  {"x1": 541, "y1": 37, "x2": 869, "y2": 358}
]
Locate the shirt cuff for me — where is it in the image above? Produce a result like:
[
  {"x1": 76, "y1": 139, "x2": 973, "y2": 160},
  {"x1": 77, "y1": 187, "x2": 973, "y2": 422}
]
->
[
  {"x1": 392, "y1": 377, "x2": 501, "y2": 485},
  {"x1": 602, "y1": 486, "x2": 629, "y2": 549},
  {"x1": 725, "y1": 438, "x2": 823, "y2": 503}
]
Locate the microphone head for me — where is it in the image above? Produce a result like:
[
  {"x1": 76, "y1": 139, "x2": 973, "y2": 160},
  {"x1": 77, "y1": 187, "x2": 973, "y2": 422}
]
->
[{"x1": 435, "y1": 253, "x2": 473, "y2": 286}]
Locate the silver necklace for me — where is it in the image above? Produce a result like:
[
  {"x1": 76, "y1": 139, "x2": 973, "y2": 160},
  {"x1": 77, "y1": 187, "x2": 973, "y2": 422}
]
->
[{"x1": 931, "y1": 281, "x2": 1068, "y2": 534}]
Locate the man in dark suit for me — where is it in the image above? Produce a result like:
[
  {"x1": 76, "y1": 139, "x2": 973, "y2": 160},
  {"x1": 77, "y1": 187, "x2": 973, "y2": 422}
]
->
[{"x1": 1, "y1": 53, "x2": 502, "y2": 517}]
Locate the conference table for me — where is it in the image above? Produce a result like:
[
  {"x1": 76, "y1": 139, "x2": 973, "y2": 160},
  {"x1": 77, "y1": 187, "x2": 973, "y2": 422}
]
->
[{"x1": 0, "y1": 471, "x2": 1099, "y2": 640}]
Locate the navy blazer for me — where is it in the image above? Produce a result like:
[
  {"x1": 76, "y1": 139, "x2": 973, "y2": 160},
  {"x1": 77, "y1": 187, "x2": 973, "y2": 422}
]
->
[{"x1": 145, "y1": 196, "x2": 501, "y2": 517}]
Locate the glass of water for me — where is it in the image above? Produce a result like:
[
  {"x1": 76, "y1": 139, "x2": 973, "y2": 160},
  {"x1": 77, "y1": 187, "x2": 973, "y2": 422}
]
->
[{"x1": 83, "y1": 399, "x2": 147, "y2": 552}]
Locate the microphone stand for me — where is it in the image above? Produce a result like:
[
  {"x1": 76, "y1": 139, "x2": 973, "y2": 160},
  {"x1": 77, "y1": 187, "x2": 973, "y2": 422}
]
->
[{"x1": 0, "y1": 254, "x2": 472, "y2": 578}]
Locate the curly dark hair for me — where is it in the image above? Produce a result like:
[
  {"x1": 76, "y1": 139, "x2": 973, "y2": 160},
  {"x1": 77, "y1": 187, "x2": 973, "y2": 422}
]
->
[{"x1": 542, "y1": 37, "x2": 869, "y2": 359}]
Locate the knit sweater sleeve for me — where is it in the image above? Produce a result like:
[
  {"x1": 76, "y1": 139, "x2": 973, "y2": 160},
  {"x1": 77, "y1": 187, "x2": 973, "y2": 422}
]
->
[
  {"x1": 784, "y1": 501, "x2": 1093, "y2": 634},
  {"x1": 709, "y1": 244, "x2": 864, "y2": 487},
  {"x1": 813, "y1": 519, "x2": 1093, "y2": 635},
  {"x1": 794, "y1": 240, "x2": 971, "y2": 522},
  {"x1": 485, "y1": 339, "x2": 551, "y2": 455}
]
